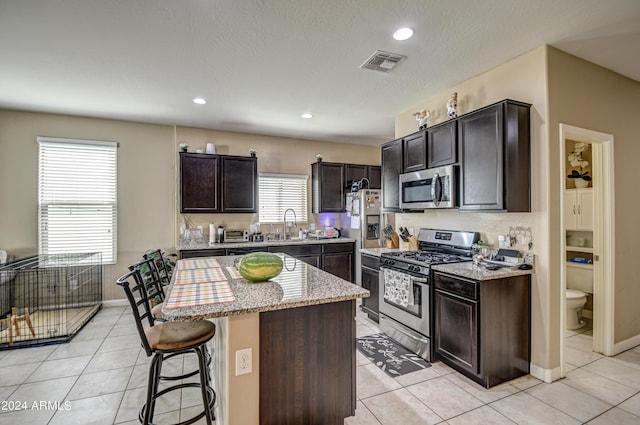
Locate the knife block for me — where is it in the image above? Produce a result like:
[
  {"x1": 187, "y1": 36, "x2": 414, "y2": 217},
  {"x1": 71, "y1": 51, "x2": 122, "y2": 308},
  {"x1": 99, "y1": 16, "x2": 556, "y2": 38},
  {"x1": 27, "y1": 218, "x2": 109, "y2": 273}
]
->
[
  {"x1": 402, "y1": 236, "x2": 418, "y2": 251},
  {"x1": 386, "y1": 233, "x2": 400, "y2": 249}
]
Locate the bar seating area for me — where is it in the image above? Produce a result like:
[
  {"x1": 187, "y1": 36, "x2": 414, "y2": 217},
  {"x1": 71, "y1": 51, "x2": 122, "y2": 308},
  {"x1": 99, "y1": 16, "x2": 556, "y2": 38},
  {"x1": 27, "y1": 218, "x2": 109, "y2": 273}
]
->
[{"x1": 116, "y1": 266, "x2": 216, "y2": 425}]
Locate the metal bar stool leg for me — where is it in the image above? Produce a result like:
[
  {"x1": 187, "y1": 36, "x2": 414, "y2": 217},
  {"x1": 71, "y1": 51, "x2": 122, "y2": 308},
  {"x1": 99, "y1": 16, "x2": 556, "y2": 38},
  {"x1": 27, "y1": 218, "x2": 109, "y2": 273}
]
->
[{"x1": 197, "y1": 345, "x2": 215, "y2": 424}]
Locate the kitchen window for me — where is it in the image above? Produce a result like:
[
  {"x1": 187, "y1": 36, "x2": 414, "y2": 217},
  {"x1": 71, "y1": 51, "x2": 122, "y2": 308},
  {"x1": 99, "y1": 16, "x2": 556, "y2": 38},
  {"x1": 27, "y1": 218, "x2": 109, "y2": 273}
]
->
[
  {"x1": 258, "y1": 173, "x2": 308, "y2": 223},
  {"x1": 37, "y1": 137, "x2": 118, "y2": 264}
]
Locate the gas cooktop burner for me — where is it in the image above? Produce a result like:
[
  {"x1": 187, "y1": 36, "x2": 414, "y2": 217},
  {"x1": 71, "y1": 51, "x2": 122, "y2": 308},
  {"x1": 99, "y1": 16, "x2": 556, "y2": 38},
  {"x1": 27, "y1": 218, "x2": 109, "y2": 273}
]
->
[{"x1": 383, "y1": 250, "x2": 470, "y2": 265}]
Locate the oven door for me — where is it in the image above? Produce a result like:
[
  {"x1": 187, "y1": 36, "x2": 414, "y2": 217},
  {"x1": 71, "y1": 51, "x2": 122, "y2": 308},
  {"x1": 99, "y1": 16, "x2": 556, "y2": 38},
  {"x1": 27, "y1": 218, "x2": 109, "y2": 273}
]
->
[{"x1": 379, "y1": 267, "x2": 430, "y2": 337}]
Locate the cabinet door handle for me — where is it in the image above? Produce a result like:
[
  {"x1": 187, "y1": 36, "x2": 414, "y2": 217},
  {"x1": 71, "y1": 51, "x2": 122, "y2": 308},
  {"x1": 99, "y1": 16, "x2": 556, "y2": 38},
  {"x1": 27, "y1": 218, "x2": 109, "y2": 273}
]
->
[
  {"x1": 573, "y1": 205, "x2": 576, "y2": 215},
  {"x1": 578, "y1": 205, "x2": 581, "y2": 215}
]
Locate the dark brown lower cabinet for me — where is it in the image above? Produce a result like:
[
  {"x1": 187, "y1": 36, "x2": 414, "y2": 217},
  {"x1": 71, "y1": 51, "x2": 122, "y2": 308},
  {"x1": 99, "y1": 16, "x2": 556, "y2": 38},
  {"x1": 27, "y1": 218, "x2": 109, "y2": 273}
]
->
[
  {"x1": 360, "y1": 254, "x2": 380, "y2": 321},
  {"x1": 322, "y1": 243, "x2": 354, "y2": 282},
  {"x1": 179, "y1": 249, "x2": 226, "y2": 259},
  {"x1": 434, "y1": 271, "x2": 530, "y2": 388},
  {"x1": 260, "y1": 300, "x2": 356, "y2": 425},
  {"x1": 179, "y1": 241, "x2": 354, "y2": 281}
]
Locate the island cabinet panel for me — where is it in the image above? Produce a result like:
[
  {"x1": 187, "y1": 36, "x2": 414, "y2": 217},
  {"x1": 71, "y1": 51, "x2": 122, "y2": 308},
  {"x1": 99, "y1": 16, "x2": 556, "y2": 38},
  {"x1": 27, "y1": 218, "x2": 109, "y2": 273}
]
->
[
  {"x1": 434, "y1": 271, "x2": 531, "y2": 388},
  {"x1": 458, "y1": 100, "x2": 531, "y2": 212},
  {"x1": 260, "y1": 300, "x2": 356, "y2": 425}
]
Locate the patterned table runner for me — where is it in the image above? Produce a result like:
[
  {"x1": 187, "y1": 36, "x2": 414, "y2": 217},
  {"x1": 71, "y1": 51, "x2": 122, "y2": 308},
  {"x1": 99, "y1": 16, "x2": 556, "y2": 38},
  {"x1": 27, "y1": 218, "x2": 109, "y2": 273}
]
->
[
  {"x1": 174, "y1": 268, "x2": 227, "y2": 285},
  {"x1": 164, "y1": 281, "x2": 236, "y2": 309},
  {"x1": 176, "y1": 258, "x2": 221, "y2": 270}
]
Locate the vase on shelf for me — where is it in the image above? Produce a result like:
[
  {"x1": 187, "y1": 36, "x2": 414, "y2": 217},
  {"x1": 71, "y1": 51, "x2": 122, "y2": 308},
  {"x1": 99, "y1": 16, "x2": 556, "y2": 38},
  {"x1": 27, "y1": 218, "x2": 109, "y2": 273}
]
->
[{"x1": 574, "y1": 178, "x2": 589, "y2": 189}]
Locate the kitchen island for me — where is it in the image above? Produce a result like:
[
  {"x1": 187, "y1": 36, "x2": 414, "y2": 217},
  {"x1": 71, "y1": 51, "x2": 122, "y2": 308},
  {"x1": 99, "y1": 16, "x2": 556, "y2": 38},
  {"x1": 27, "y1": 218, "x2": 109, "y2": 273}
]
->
[{"x1": 162, "y1": 254, "x2": 369, "y2": 425}]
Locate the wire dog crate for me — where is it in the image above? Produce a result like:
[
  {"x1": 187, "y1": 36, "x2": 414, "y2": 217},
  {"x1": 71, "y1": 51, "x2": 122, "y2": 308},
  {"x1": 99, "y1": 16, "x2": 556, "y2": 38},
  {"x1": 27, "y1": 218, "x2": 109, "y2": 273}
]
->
[{"x1": 0, "y1": 253, "x2": 102, "y2": 349}]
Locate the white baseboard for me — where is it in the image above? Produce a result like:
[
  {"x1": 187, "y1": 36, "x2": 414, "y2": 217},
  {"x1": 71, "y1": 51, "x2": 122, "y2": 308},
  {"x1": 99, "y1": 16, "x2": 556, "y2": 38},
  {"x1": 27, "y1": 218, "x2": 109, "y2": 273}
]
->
[
  {"x1": 530, "y1": 362, "x2": 562, "y2": 383},
  {"x1": 102, "y1": 299, "x2": 128, "y2": 308},
  {"x1": 613, "y1": 333, "x2": 640, "y2": 355}
]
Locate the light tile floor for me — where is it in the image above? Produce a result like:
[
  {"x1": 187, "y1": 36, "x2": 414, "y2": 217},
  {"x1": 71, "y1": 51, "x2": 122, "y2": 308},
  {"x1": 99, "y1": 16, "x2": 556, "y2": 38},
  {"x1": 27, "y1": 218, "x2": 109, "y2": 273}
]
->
[{"x1": 0, "y1": 306, "x2": 639, "y2": 424}]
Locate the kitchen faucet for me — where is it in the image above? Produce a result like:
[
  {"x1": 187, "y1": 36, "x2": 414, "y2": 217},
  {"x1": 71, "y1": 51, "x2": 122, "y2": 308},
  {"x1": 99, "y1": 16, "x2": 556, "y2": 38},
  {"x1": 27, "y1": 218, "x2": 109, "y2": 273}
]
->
[{"x1": 283, "y1": 208, "x2": 297, "y2": 240}]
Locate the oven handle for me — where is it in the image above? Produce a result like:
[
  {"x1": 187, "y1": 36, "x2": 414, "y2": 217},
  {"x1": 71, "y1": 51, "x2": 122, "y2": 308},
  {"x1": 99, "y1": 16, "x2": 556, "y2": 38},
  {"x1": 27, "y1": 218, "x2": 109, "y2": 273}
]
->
[{"x1": 410, "y1": 276, "x2": 428, "y2": 284}]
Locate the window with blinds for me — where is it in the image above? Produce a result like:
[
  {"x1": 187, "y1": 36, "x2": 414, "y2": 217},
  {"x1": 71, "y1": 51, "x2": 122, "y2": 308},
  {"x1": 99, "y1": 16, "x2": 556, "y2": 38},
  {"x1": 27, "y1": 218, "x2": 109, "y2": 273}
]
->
[
  {"x1": 258, "y1": 173, "x2": 308, "y2": 224},
  {"x1": 38, "y1": 137, "x2": 118, "y2": 264}
]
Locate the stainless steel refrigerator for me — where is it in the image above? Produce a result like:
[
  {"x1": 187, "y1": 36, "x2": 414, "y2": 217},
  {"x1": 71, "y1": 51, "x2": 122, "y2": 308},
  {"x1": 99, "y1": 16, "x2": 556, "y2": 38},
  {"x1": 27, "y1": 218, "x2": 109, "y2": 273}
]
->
[{"x1": 340, "y1": 189, "x2": 381, "y2": 285}]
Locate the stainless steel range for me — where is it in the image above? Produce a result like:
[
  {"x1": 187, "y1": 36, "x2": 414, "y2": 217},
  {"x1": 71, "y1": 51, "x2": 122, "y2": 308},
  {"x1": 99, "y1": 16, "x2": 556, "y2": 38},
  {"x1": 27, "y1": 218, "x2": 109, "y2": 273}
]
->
[{"x1": 379, "y1": 228, "x2": 479, "y2": 361}]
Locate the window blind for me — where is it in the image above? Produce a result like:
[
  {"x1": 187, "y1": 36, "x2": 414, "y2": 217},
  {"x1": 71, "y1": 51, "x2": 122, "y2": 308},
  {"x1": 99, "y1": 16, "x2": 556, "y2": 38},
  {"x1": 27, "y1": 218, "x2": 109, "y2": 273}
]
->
[
  {"x1": 38, "y1": 137, "x2": 118, "y2": 264},
  {"x1": 258, "y1": 173, "x2": 308, "y2": 224}
]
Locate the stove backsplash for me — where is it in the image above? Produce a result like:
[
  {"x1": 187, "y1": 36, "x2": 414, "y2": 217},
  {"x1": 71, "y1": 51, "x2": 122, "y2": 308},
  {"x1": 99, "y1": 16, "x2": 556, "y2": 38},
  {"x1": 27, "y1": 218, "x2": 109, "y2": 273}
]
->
[{"x1": 395, "y1": 210, "x2": 536, "y2": 257}]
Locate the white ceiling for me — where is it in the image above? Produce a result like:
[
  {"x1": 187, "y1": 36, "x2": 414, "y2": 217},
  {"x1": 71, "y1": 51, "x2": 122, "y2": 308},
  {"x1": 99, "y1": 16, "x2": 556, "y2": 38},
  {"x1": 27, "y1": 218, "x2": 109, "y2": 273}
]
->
[{"x1": 1, "y1": 0, "x2": 639, "y2": 146}]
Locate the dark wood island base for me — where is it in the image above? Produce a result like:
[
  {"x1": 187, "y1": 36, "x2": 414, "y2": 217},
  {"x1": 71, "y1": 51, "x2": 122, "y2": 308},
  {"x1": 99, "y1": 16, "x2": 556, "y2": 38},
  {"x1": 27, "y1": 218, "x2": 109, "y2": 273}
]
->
[{"x1": 260, "y1": 300, "x2": 356, "y2": 425}]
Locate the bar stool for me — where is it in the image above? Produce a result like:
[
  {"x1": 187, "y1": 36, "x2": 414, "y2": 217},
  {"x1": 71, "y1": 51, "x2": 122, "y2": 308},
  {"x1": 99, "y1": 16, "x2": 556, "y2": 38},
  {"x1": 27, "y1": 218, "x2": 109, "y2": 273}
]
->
[
  {"x1": 129, "y1": 257, "x2": 166, "y2": 322},
  {"x1": 144, "y1": 249, "x2": 172, "y2": 285},
  {"x1": 116, "y1": 269, "x2": 216, "y2": 425}
]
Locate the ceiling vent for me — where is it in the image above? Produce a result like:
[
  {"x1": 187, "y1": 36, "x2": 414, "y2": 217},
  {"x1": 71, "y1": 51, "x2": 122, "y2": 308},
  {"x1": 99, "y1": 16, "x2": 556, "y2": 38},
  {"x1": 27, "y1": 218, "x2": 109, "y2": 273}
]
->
[{"x1": 360, "y1": 50, "x2": 407, "y2": 73}]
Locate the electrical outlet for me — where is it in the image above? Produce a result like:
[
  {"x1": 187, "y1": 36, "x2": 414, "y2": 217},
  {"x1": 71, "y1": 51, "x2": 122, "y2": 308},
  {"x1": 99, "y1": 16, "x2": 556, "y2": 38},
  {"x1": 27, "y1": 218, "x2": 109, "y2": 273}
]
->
[{"x1": 235, "y1": 348, "x2": 252, "y2": 376}]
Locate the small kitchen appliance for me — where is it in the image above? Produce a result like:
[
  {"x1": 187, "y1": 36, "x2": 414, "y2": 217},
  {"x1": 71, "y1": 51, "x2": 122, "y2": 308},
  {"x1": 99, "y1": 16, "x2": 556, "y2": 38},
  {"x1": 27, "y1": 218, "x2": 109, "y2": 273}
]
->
[
  {"x1": 223, "y1": 229, "x2": 249, "y2": 243},
  {"x1": 379, "y1": 228, "x2": 479, "y2": 361}
]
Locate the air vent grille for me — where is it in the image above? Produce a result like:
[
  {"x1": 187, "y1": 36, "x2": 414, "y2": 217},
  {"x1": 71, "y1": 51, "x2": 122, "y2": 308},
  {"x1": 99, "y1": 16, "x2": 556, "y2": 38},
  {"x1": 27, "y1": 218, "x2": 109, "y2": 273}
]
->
[{"x1": 360, "y1": 50, "x2": 407, "y2": 73}]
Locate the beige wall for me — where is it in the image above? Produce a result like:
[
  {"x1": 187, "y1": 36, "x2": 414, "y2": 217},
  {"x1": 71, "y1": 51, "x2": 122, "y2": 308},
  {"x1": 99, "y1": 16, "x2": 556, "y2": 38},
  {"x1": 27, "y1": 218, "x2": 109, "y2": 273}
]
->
[
  {"x1": 0, "y1": 110, "x2": 379, "y2": 300},
  {"x1": 546, "y1": 46, "x2": 640, "y2": 343},
  {"x1": 0, "y1": 110, "x2": 177, "y2": 300},
  {"x1": 394, "y1": 47, "x2": 554, "y2": 370}
]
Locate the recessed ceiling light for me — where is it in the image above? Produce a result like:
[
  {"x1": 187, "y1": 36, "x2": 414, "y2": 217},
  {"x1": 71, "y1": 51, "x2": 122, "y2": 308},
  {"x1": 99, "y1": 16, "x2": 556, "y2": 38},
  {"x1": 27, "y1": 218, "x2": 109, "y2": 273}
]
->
[
  {"x1": 301, "y1": 113, "x2": 313, "y2": 119},
  {"x1": 192, "y1": 97, "x2": 207, "y2": 105},
  {"x1": 393, "y1": 27, "x2": 414, "y2": 41}
]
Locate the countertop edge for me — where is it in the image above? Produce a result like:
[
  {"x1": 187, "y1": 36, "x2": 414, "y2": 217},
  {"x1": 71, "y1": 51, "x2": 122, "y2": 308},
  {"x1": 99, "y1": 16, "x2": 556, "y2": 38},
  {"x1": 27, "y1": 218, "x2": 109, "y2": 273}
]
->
[
  {"x1": 178, "y1": 237, "x2": 356, "y2": 251},
  {"x1": 432, "y1": 262, "x2": 533, "y2": 281}
]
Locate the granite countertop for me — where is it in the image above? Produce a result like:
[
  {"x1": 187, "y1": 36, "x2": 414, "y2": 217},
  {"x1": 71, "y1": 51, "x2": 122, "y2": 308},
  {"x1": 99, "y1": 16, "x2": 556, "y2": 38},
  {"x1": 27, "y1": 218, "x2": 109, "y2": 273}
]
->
[
  {"x1": 178, "y1": 237, "x2": 356, "y2": 251},
  {"x1": 360, "y1": 247, "x2": 399, "y2": 257},
  {"x1": 432, "y1": 261, "x2": 534, "y2": 281},
  {"x1": 161, "y1": 254, "x2": 369, "y2": 321}
]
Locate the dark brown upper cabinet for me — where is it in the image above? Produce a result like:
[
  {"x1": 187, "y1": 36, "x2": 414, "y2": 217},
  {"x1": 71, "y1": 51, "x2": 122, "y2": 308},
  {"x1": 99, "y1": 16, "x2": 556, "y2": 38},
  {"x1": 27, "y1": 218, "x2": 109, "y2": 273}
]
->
[
  {"x1": 381, "y1": 130, "x2": 425, "y2": 211},
  {"x1": 380, "y1": 138, "x2": 404, "y2": 212},
  {"x1": 427, "y1": 120, "x2": 457, "y2": 168},
  {"x1": 180, "y1": 152, "x2": 257, "y2": 213},
  {"x1": 345, "y1": 164, "x2": 381, "y2": 190},
  {"x1": 403, "y1": 130, "x2": 427, "y2": 173},
  {"x1": 221, "y1": 156, "x2": 258, "y2": 212},
  {"x1": 311, "y1": 162, "x2": 345, "y2": 213},
  {"x1": 458, "y1": 100, "x2": 531, "y2": 212}
]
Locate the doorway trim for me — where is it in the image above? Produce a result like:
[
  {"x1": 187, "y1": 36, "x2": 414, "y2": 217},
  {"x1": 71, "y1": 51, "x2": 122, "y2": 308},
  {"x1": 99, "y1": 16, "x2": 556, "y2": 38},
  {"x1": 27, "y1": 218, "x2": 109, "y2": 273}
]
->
[{"x1": 559, "y1": 124, "x2": 615, "y2": 377}]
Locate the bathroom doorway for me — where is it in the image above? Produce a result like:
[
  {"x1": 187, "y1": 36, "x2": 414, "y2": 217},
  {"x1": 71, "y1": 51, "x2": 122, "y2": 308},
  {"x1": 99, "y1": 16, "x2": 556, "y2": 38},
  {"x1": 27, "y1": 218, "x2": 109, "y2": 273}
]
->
[{"x1": 559, "y1": 124, "x2": 615, "y2": 377}]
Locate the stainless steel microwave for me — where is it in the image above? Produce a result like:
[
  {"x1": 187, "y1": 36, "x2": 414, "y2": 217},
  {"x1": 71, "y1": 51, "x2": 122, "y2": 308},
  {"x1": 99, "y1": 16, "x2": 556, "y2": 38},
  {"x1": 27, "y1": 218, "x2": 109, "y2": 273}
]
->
[{"x1": 399, "y1": 165, "x2": 457, "y2": 209}]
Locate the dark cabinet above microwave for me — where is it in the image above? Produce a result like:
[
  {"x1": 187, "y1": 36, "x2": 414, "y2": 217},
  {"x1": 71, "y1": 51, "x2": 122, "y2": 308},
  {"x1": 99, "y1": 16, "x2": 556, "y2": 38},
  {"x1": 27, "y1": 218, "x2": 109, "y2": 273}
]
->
[
  {"x1": 311, "y1": 161, "x2": 381, "y2": 213},
  {"x1": 180, "y1": 152, "x2": 257, "y2": 213}
]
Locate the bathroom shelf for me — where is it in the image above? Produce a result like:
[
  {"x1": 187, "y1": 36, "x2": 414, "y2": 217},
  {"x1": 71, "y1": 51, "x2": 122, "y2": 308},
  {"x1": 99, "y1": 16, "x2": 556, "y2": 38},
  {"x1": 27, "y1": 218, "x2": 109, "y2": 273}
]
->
[
  {"x1": 566, "y1": 261, "x2": 593, "y2": 270},
  {"x1": 566, "y1": 246, "x2": 593, "y2": 253}
]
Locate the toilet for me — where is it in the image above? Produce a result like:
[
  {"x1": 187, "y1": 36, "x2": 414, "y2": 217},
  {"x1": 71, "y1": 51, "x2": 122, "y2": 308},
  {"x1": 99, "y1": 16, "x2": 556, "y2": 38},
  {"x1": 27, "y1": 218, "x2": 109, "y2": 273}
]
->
[{"x1": 565, "y1": 263, "x2": 593, "y2": 330}]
